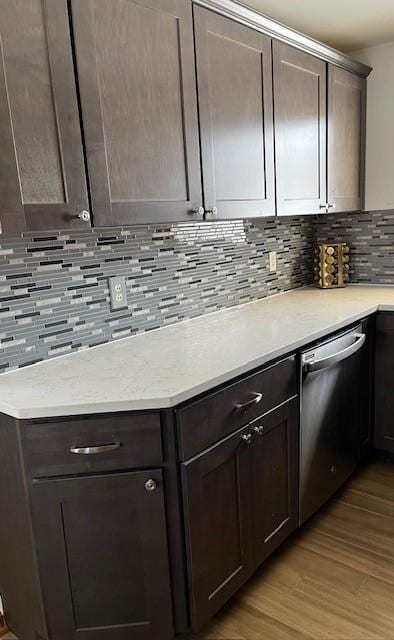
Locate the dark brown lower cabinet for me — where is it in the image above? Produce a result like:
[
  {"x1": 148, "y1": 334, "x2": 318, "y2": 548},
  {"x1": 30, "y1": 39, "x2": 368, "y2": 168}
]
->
[
  {"x1": 250, "y1": 399, "x2": 299, "y2": 566},
  {"x1": 359, "y1": 316, "x2": 375, "y2": 461},
  {"x1": 375, "y1": 313, "x2": 394, "y2": 454},
  {"x1": 181, "y1": 423, "x2": 254, "y2": 631},
  {"x1": 30, "y1": 470, "x2": 174, "y2": 640},
  {"x1": 181, "y1": 399, "x2": 299, "y2": 631}
]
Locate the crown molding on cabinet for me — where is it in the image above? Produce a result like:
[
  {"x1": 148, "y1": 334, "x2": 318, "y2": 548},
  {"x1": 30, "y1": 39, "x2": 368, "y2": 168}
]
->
[{"x1": 193, "y1": 0, "x2": 372, "y2": 78}]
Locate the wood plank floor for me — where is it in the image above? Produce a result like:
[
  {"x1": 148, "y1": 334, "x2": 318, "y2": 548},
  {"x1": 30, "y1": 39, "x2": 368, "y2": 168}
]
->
[
  {"x1": 3, "y1": 461, "x2": 394, "y2": 640},
  {"x1": 184, "y1": 461, "x2": 394, "y2": 640}
]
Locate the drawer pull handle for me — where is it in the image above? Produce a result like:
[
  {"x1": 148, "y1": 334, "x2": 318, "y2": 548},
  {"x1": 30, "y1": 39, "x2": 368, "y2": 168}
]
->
[
  {"x1": 253, "y1": 425, "x2": 265, "y2": 435},
  {"x1": 240, "y1": 433, "x2": 253, "y2": 445},
  {"x1": 70, "y1": 442, "x2": 121, "y2": 455},
  {"x1": 235, "y1": 392, "x2": 263, "y2": 411}
]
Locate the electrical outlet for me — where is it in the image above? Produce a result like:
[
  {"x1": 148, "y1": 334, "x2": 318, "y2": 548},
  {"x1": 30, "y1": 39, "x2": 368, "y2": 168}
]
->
[
  {"x1": 269, "y1": 251, "x2": 277, "y2": 272},
  {"x1": 109, "y1": 276, "x2": 127, "y2": 310}
]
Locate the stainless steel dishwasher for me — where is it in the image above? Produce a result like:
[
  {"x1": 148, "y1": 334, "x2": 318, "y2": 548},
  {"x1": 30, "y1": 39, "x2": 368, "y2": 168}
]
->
[{"x1": 300, "y1": 324, "x2": 366, "y2": 525}]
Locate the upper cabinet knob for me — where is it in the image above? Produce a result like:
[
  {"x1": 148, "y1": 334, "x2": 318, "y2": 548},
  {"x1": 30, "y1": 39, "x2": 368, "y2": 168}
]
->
[
  {"x1": 205, "y1": 206, "x2": 218, "y2": 217},
  {"x1": 191, "y1": 207, "x2": 204, "y2": 219},
  {"x1": 77, "y1": 210, "x2": 91, "y2": 222}
]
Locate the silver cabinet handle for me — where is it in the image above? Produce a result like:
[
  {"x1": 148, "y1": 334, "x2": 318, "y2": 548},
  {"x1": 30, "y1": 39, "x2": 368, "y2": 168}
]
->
[
  {"x1": 77, "y1": 210, "x2": 91, "y2": 222},
  {"x1": 253, "y1": 425, "x2": 265, "y2": 435},
  {"x1": 145, "y1": 479, "x2": 157, "y2": 492},
  {"x1": 240, "y1": 433, "x2": 252, "y2": 445},
  {"x1": 235, "y1": 392, "x2": 263, "y2": 411},
  {"x1": 70, "y1": 442, "x2": 121, "y2": 455},
  {"x1": 304, "y1": 333, "x2": 366, "y2": 373},
  {"x1": 327, "y1": 203, "x2": 337, "y2": 210},
  {"x1": 191, "y1": 207, "x2": 204, "y2": 218},
  {"x1": 205, "y1": 206, "x2": 218, "y2": 217}
]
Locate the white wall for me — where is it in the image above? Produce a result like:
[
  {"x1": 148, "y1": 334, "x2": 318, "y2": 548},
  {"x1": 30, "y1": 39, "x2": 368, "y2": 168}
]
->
[{"x1": 351, "y1": 41, "x2": 394, "y2": 211}]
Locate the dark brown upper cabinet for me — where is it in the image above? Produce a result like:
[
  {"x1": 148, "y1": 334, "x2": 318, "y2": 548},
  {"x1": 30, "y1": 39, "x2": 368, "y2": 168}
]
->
[
  {"x1": 0, "y1": 0, "x2": 371, "y2": 233},
  {"x1": 194, "y1": 6, "x2": 275, "y2": 219},
  {"x1": 327, "y1": 65, "x2": 366, "y2": 213},
  {"x1": 70, "y1": 0, "x2": 202, "y2": 226},
  {"x1": 273, "y1": 41, "x2": 327, "y2": 216},
  {"x1": 0, "y1": 0, "x2": 90, "y2": 234}
]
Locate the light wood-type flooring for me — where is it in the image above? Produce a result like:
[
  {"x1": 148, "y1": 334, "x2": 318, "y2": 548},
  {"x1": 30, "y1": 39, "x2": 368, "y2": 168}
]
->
[
  {"x1": 4, "y1": 461, "x2": 394, "y2": 640},
  {"x1": 184, "y1": 461, "x2": 394, "y2": 640}
]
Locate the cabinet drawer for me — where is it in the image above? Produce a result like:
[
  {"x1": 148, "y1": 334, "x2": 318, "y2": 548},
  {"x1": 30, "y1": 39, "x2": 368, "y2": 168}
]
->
[
  {"x1": 177, "y1": 355, "x2": 296, "y2": 460},
  {"x1": 22, "y1": 412, "x2": 162, "y2": 478}
]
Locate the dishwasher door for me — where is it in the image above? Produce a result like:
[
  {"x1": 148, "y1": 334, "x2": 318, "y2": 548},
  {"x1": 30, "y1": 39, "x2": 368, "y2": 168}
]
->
[{"x1": 300, "y1": 325, "x2": 366, "y2": 525}]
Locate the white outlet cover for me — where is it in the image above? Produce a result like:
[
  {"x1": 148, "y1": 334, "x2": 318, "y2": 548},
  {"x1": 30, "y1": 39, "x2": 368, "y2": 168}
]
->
[
  {"x1": 109, "y1": 276, "x2": 127, "y2": 310},
  {"x1": 269, "y1": 251, "x2": 277, "y2": 272}
]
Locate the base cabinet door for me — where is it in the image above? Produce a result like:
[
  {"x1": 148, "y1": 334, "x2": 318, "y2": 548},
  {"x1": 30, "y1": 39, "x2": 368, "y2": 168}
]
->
[
  {"x1": 30, "y1": 471, "x2": 174, "y2": 640},
  {"x1": 181, "y1": 424, "x2": 254, "y2": 631},
  {"x1": 250, "y1": 399, "x2": 299, "y2": 566},
  {"x1": 359, "y1": 316, "x2": 374, "y2": 461},
  {"x1": 375, "y1": 313, "x2": 394, "y2": 453}
]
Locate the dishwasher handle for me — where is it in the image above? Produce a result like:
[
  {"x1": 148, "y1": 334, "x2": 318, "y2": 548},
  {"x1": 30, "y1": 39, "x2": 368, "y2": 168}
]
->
[{"x1": 303, "y1": 333, "x2": 366, "y2": 373}]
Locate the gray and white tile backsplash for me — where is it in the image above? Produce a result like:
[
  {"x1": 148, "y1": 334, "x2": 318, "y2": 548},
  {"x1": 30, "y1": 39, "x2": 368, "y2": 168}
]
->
[
  {"x1": 0, "y1": 216, "x2": 315, "y2": 373},
  {"x1": 317, "y1": 210, "x2": 394, "y2": 284}
]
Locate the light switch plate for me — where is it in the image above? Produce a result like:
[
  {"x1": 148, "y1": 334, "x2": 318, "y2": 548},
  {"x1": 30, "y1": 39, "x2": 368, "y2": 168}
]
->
[
  {"x1": 269, "y1": 251, "x2": 277, "y2": 272},
  {"x1": 109, "y1": 276, "x2": 127, "y2": 310}
]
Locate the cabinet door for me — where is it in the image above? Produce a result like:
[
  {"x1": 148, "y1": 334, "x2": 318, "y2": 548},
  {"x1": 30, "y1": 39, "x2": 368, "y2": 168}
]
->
[
  {"x1": 250, "y1": 399, "x2": 299, "y2": 566},
  {"x1": 328, "y1": 66, "x2": 366, "y2": 213},
  {"x1": 273, "y1": 42, "x2": 327, "y2": 215},
  {"x1": 375, "y1": 313, "x2": 394, "y2": 453},
  {"x1": 0, "y1": 0, "x2": 89, "y2": 233},
  {"x1": 30, "y1": 471, "x2": 174, "y2": 640},
  {"x1": 71, "y1": 0, "x2": 202, "y2": 226},
  {"x1": 359, "y1": 315, "x2": 374, "y2": 461},
  {"x1": 182, "y1": 424, "x2": 254, "y2": 631},
  {"x1": 194, "y1": 7, "x2": 275, "y2": 219}
]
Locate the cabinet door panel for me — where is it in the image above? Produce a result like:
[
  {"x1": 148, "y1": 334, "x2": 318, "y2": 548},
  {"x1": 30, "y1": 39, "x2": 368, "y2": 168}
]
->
[
  {"x1": 0, "y1": 0, "x2": 89, "y2": 233},
  {"x1": 250, "y1": 400, "x2": 299, "y2": 565},
  {"x1": 375, "y1": 313, "x2": 394, "y2": 453},
  {"x1": 182, "y1": 424, "x2": 254, "y2": 631},
  {"x1": 194, "y1": 7, "x2": 275, "y2": 218},
  {"x1": 273, "y1": 42, "x2": 326, "y2": 215},
  {"x1": 328, "y1": 66, "x2": 366, "y2": 213},
  {"x1": 30, "y1": 471, "x2": 173, "y2": 640},
  {"x1": 71, "y1": 0, "x2": 201, "y2": 225},
  {"x1": 359, "y1": 315, "x2": 374, "y2": 461}
]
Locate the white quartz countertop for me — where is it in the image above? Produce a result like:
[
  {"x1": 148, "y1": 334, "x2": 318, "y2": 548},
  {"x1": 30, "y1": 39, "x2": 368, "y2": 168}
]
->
[{"x1": 1, "y1": 285, "x2": 394, "y2": 420}]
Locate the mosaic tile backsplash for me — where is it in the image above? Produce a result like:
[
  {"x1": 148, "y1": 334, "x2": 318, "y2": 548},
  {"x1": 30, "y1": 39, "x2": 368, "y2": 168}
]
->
[
  {"x1": 317, "y1": 210, "x2": 394, "y2": 283},
  {"x1": 0, "y1": 216, "x2": 315, "y2": 373}
]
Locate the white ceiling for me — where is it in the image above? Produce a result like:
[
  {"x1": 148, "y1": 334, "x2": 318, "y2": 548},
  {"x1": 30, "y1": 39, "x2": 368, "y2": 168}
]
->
[{"x1": 241, "y1": 0, "x2": 394, "y2": 52}]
